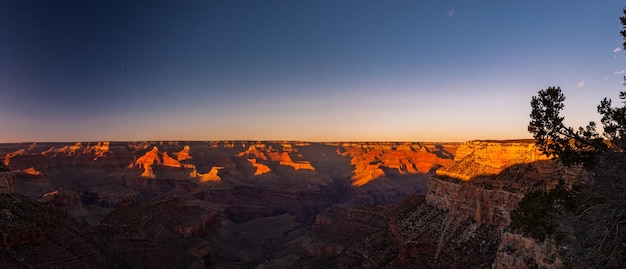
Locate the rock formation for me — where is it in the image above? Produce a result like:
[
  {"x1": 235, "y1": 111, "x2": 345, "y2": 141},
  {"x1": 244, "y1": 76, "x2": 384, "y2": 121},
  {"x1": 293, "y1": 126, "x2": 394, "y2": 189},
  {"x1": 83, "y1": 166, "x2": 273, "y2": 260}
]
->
[
  {"x1": 493, "y1": 232, "x2": 563, "y2": 269},
  {"x1": 302, "y1": 140, "x2": 583, "y2": 268},
  {"x1": 0, "y1": 192, "x2": 116, "y2": 268},
  {"x1": 435, "y1": 140, "x2": 551, "y2": 181},
  {"x1": 173, "y1": 145, "x2": 192, "y2": 161},
  {"x1": 338, "y1": 142, "x2": 458, "y2": 186},
  {"x1": 197, "y1": 166, "x2": 222, "y2": 182},
  {"x1": 0, "y1": 161, "x2": 15, "y2": 194},
  {"x1": 247, "y1": 158, "x2": 272, "y2": 175},
  {"x1": 428, "y1": 141, "x2": 578, "y2": 226},
  {"x1": 0, "y1": 190, "x2": 214, "y2": 268},
  {"x1": 1, "y1": 140, "x2": 573, "y2": 268},
  {"x1": 279, "y1": 151, "x2": 315, "y2": 170}
]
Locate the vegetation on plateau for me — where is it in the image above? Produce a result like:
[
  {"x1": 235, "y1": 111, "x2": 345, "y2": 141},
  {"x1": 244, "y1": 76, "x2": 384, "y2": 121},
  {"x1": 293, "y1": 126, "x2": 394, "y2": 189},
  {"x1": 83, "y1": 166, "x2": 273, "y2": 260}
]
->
[{"x1": 513, "y1": 7, "x2": 626, "y2": 268}]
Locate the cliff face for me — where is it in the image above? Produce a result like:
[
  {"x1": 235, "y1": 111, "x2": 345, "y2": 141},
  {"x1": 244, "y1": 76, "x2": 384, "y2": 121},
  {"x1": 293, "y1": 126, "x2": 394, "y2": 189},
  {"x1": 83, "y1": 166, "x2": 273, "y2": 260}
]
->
[
  {"x1": 0, "y1": 191, "x2": 213, "y2": 268},
  {"x1": 302, "y1": 195, "x2": 502, "y2": 268},
  {"x1": 1, "y1": 141, "x2": 458, "y2": 208},
  {"x1": 2, "y1": 140, "x2": 573, "y2": 268},
  {"x1": 493, "y1": 232, "x2": 563, "y2": 269},
  {"x1": 1, "y1": 140, "x2": 460, "y2": 268},
  {"x1": 0, "y1": 162, "x2": 15, "y2": 194},
  {"x1": 426, "y1": 178, "x2": 524, "y2": 227},
  {"x1": 435, "y1": 141, "x2": 551, "y2": 182},
  {"x1": 427, "y1": 141, "x2": 580, "y2": 268},
  {"x1": 0, "y1": 193, "x2": 116, "y2": 268},
  {"x1": 337, "y1": 142, "x2": 457, "y2": 186},
  {"x1": 427, "y1": 141, "x2": 577, "y2": 227},
  {"x1": 303, "y1": 141, "x2": 579, "y2": 268}
]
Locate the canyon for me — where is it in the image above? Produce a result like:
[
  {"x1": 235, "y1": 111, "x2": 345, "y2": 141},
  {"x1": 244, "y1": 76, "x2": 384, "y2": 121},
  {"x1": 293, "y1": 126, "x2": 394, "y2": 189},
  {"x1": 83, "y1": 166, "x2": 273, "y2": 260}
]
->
[{"x1": 0, "y1": 140, "x2": 577, "y2": 268}]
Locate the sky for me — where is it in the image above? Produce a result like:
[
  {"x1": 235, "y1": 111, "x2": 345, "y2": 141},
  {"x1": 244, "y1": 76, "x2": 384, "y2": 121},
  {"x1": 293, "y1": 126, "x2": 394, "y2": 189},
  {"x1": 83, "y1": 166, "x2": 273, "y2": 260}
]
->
[{"x1": 0, "y1": 0, "x2": 624, "y2": 142}]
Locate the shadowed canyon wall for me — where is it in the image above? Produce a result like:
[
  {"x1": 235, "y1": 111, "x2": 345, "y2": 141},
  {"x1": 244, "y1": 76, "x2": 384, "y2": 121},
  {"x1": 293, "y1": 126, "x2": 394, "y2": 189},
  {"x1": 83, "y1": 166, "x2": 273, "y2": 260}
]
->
[
  {"x1": 0, "y1": 140, "x2": 579, "y2": 268},
  {"x1": 0, "y1": 161, "x2": 15, "y2": 194},
  {"x1": 303, "y1": 140, "x2": 581, "y2": 268},
  {"x1": 0, "y1": 141, "x2": 459, "y2": 267}
]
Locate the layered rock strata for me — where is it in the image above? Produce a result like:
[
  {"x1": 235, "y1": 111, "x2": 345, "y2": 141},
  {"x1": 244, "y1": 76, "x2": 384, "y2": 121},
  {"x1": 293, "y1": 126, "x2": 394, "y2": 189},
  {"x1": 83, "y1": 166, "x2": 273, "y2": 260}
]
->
[
  {"x1": 427, "y1": 141, "x2": 577, "y2": 226},
  {"x1": 303, "y1": 140, "x2": 581, "y2": 268},
  {"x1": 493, "y1": 232, "x2": 563, "y2": 269},
  {"x1": 428, "y1": 141, "x2": 581, "y2": 268}
]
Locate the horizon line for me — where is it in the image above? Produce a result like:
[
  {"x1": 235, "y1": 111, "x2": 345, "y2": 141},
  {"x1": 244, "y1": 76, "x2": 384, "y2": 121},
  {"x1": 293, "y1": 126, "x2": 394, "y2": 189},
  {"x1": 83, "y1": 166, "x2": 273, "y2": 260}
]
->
[{"x1": 0, "y1": 138, "x2": 537, "y2": 144}]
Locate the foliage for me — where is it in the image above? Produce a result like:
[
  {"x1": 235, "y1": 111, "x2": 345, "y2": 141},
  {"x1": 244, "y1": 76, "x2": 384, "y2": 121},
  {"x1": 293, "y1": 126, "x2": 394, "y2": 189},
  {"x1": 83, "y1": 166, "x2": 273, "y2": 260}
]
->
[
  {"x1": 622, "y1": 7, "x2": 626, "y2": 50},
  {"x1": 510, "y1": 188, "x2": 576, "y2": 242},
  {"x1": 521, "y1": 8, "x2": 626, "y2": 267},
  {"x1": 528, "y1": 86, "x2": 626, "y2": 266},
  {"x1": 529, "y1": 87, "x2": 608, "y2": 168}
]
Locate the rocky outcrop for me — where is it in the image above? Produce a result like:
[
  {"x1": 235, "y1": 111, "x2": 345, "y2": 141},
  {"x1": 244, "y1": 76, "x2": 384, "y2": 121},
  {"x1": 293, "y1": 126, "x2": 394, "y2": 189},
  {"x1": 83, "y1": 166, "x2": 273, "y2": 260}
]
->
[
  {"x1": 302, "y1": 205, "x2": 390, "y2": 260},
  {"x1": 303, "y1": 195, "x2": 502, "y2": 268},
  {"x1": 197, "y1": 166, "x2": 222, "y2": 182},
  {"x1": 19, "y1": 166, "x2": 42, "y2": 176},
  {"x1": 427, "y1": 141, "x2": 577, "y2": 227},
  {"x1": 424, "y1": 141, "x2": 585, "y2": 267},
  {"x1": 0, "y1": 193, "x2": 116, "y2": 268},
  {"x1": 0, "y1": 140, "x2": 470, "y2": 268},
  {"x1": 173, "y1": 145, "x2": 192, "y2": 161},
  {"x1": 338, "y1": 142, "x2": 458, "y2": 186},
  {"x1": 237, "y1": 145, "x2": 267, "y2": 160},
  {"x1": 247, "y1": 158, "x2": 271, "y2": 175},
  {"x1": 427, "y1": 177, "x2": 524, "y2": 227},
  {"x1": 0, "y1": 162, "x2": 15, "y2": 194},
  {"x1": 40, "y1": 189, "x2": 82, "y2": 206},
  {"x1": 97, "y1": 196, "x2": 213, "y2": 268},
  {"x1": 279, "y1": 151, "x2": 315, "y2": 170},
  {"x1": 435, "y1": 140, "x2": 550, "y2": 181},
  {"x1": 303, "y1": 141, "x2": 582, "y2": 268},
  {"x1": 132, "y1": 146, "x2": 166, "y2": 177},
  {"x1": 493, "y1": 232, "x2": 562, "y2": 269}
]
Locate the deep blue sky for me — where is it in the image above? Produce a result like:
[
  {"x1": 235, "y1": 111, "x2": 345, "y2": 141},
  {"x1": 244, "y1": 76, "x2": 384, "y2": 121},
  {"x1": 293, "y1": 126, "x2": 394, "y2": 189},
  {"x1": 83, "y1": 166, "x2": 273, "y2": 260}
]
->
[{"x1": 1, "y1": 0, "x2": 624, "y2": 142}]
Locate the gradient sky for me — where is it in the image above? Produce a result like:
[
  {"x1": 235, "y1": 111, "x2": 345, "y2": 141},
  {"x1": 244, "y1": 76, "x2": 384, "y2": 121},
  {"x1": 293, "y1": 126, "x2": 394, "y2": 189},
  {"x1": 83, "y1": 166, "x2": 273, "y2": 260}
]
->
[{"x1": 1, "y1": 1, "x2": 624, "y2": 142}]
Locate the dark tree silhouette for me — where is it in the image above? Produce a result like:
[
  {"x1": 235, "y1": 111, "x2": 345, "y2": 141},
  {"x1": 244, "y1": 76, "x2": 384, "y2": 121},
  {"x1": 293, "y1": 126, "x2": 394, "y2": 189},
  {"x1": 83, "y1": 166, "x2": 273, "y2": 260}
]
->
[
  {"x1": 528, "y1": 90, "x2": 626, "y2": 268},
  {"x1": 621, "y1": 8, "x2": 626, "y2": 49},
  {"x1": 529, "y1": 87, "x2": 607, "y2": 168},
  {"x1": 521, "y1": 8, "x2": 626, "y2": 268}
]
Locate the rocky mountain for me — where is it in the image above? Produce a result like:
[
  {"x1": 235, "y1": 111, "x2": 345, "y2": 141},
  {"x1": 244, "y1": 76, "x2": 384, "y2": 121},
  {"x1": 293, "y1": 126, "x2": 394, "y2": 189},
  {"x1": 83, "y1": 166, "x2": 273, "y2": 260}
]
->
[
  {"x1": 1, "y1": 141, "x2": 458, "y2": 267},
  {"x1": 301, "y1": 140, "x2": 582, "y2": 268},
  {"x1": 0, "y1": 140, "x2": 582, "y2": 268},
  {"x1": 0, "y1": 160, "x2": 218, "y2": 268}
]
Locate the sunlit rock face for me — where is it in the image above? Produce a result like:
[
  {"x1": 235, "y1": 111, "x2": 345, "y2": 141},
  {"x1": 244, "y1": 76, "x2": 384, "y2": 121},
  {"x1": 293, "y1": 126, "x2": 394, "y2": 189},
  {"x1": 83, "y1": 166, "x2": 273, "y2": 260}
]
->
[
  {"x1": 0, "y1": 141, "x2": 465, "y2": 213},
  {"x1": 435, "y1": 140, "x2": 551, "y2": 181},
  {"x1": 0, "y1": 140, "x2": 467, "y2": 267},
  {"x1": 303, "y1": 141, "x2": 581, "y2": 268},
  {"x1": 20, "y1": 167, "x2": 43, "y2": 176},
  {"x1": 237, "y1": 145, "x2": 267, "y2": 160},
  {"x1": 337, "y1": 142, "x2": 458, "y2": 186},
  {"x1": 197, "y1": 166, "x2": 222, "y2": 182},
  {"x1": 247, "y1": 158, "x2": 271, "y2": 175},
  {"x1": 236, "y1": 143, "x2": 316, "y2": 171},
  {"x1": 173, "y1": 145, "x2": 192, "y2": 161},
  {"x1": 425, "y1": 140, "x2": 578, "y2": 227},
  {"x1": 279, "y1": 151, "x2": 315, "y2": 170},
  {"x1": 132, "y1": 146, "x2": 165, "y2": 178},
  {"x1": 409, "y1": 141, "x2": 580, "y2": 268}
]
